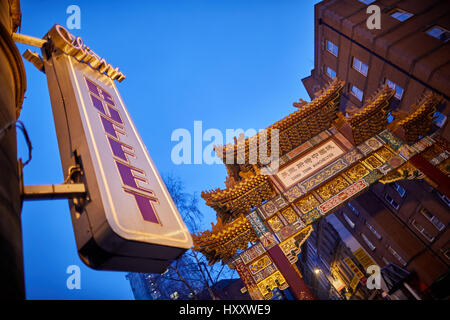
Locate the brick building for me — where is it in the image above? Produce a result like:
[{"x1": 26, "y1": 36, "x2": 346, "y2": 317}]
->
[
  {"x1": 302, "y1": 0, "x2": 450, "y2": 299},
  {"x1": 302, "y1": 0, "x2": 449, "y2": 138}
]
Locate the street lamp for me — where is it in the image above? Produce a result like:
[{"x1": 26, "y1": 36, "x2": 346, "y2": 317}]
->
[{"x1": 313, "y1": 266, "x2": 345, "y2": 300}]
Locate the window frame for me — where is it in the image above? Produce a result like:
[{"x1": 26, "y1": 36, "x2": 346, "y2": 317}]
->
[
  {"x1": 366, "y1": 222, "x2": 382, "y2": 240},
  {"x1": 420, "y1": 207, "x2": 445, "y2": 231},
  {"x1": 384, "y1": 193, "x2": 400, "y2": 210},
  {"x1": 360, "y1": 233, "x2": 376, "y2": 251},
  {"x1": 385, "y1": 79, "x2": 404, "y2": 100},
  {"x1": 343, "y1": 213, "x2": 356, "y2": 229},
  {"x1": 348, "y1": 202, "x2": 360, "y2": 216},
  {"x1": 350, "y1": 84, "x2": 364, "y2": 101},
  {"x1": 325, "y1": 66, "x2": 336, "y2": 79},
  {"x1": 410, "y1": 218, "x2": 435, "y2": 242},
  {"x1": 393, "y1": 182, "x2": 406, "y2": 198},
  {"x1": 390, "y1": 8, "x2": 413, "y2": 22},
  {"x1": 433, "y1": 111, "x2": 447, "y2": 128},
  {"x1": 387, "y1": 246, "x2": 407, "y2": 266},
  {"x1": 326, "y1": 40, "x2": 339, "y2": 57},
  {"x1": 426, "y1": 25, "x2": 450, "y2": 42},
  {"x1": 382, "y1": 256, "x2": 390, "y2": 266},
  {"x1": 352, "y1": 57, "x2": 369, "y2": 77},
  {"x1": 437, "y1": 192, "x2": 450, "y2": 207},
  {"x1": 440, "y1": 248, "x2": 450, "y2": 260}
]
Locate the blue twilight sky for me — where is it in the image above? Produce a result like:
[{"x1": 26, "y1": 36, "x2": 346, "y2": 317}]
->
[{"x1": 17, "y1": 0, "x2": 320, "y2": 299}]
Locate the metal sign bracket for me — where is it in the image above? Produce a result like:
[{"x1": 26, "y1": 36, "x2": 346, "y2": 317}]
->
[
  {"x1": 22, "y1": 183, "x2": 86, "y2": 200},
  {"x1": 19, "y1": 161, "x2": 87, "y2": 200}
]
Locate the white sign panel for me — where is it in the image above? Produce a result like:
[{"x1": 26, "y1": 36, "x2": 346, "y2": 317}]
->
[
  {"x1": 69, "y1": 59, "x2": 191, "y2": 247},
  {"x1": 43, "y1": 24, "x2": 192, "y2": 272},
  {"x1": 276, "y1": 140, "x2": 344, "y2": 189}
]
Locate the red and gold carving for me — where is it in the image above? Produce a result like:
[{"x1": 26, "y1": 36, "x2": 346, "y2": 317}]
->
[
  {"x1": 316, "y1": 176, "x2": 350, "y2": 200},
  {"x1": 257, "y1": 271, "x2": 289, "y2": 300},
  {"x1": 295, "y1": 194, "x2": 320, "y2": 214}
]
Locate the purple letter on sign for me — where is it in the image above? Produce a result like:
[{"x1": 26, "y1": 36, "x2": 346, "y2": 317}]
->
[
  {"x1": 85, "y1": 76, "x2": 161, "y2": 224},
  {"x1": 115, "y1": 160, "x2": 156, "y2": 196},
  {"x1": 123, "y1": 189, "x2": 159, "y2": 224},
  {"x1": 107, "y1": 136, "x2": 135, "y2": 162}
]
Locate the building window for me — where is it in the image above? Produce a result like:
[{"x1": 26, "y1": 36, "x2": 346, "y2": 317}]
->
[
  {"x1": 433, "y1": 111, "x2": 447, "y2": 128},
  {"x1": 384, "y1": 193, "x2": 400, "y2": 210},
  {"x1": 343, "y1": 213, "x2": 355, "y2": 229},
  {"x1": 387, "y1": 112, "x2": 394, "y2": 123},
  {"x1": 392, "y1": 182, "x2": 406, "y2": 197},
  {"x1": 420, "y1": 207, "x2": 445, "y2": 231},
  {"x1": 382, "y1": 257, "x2": 390, "y2": 266},
  {"x1": 361, "y1": 233, "x2": 376, "y2": 251},
  {"x1": 437, "y1": 191, "x2": 450, "y2": 207},
  {"x1": 426, "y1": 26, "x2": 449, "y2": 42},
  {"x1": 326, "y1": 66, "x2": 336, "y2": 79},
  {"x1": 326, "y1": 40, "x2": 339, "y2": 57},
  {"x1": 366, "y1": 222, "x2": 382, "y2": 240},
  {"x1": 385, "y1": 79, "x2": 404, "y2": 100},
  {"x1": 335, "y1": 263, "x2": 352, "y2": 284},
  {"x1": 352, "y1": 57, "x2": 368, "y2": 76},
  {"x1": 350, "y1": 84, "x2": 363, "y2": 101},
  {"x1": 410, "y1": 219, "x2": 435, "y2": 242},
  {"x1": 348, "y1": 202, "x2": 359, "y2": 216},
  {"x1": 390, "y1": 9, "x2": 413, "y2": 22},
  {"x1": 387, "y1": 246, "x2": 407, "y2": 266},
  {"x1": 440, "y1": 248, "x2": 450, "y2": 260}
]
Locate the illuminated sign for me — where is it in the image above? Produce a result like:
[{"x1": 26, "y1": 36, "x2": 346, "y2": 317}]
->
[
  {"x1": 276, "y1": 140, "x2": 345, "y2": 189},
  {"x1": 343, "y1": 257, "x2": 365, "y2": 282},
  {"x1": 48, "y1": 24, "x2": 125, "y2": 82},
  {"x1": 42, "y1": 24, "x2": 192, "y2": 273},
  {"x1": 84, "y1": 77, "x2": 160, "y2": 224}
]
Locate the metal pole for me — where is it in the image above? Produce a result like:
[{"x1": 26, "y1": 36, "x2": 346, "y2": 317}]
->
[{"x1": 12, "y1": 33, "x2": 47, "y2": 48}]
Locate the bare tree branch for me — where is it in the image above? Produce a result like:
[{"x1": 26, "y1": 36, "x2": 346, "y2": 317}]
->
[{"x1": 127, "y1": 173, "x2": 240, "y2": 300}]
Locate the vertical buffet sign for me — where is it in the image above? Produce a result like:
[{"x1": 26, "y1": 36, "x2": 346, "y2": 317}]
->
[{"x1": 42, "y1": 24, "x2": 192, "y2": 273}]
